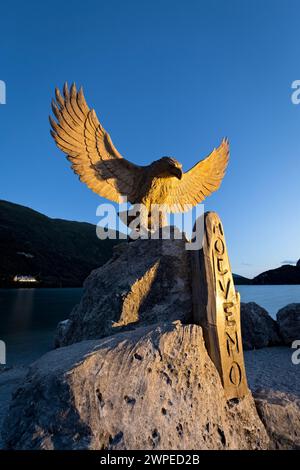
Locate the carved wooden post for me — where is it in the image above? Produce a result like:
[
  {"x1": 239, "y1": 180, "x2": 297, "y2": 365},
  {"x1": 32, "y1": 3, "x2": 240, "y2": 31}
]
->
[{"x1": 191, "y1": 211, "x2": 248, "y2": 399}]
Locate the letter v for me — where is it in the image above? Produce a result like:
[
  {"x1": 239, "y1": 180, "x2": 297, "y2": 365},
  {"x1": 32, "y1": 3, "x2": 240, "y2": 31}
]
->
[{"x1": 219, "y1": 278, "x2": 230, "y2": 299}]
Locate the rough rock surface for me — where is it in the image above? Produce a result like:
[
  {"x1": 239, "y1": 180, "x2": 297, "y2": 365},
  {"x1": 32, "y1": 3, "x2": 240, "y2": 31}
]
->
[
  {"x1": 55, "y1": 235, "x2": 192, "y2": 347},
  {"x1": 241, "y1": 302, "x2": 282, "y2": 350},
  {"x1": 0, "y1": 367, "x2": 27, "y2": 449},
  {"x1": 254, "y1": 390, "x2": 300, "y2": 449},
  {"x1": 277, "y1": 303, "x2": 300, "y2": 345},
  {"x1": 3, "y1": 323, "x2": 269, "y2": 450}
]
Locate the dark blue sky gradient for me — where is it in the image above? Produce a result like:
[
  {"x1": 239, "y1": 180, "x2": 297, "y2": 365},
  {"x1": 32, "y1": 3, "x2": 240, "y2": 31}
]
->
[{"x1": 1, "y1": 0, "x2": 300, "y2": 277}]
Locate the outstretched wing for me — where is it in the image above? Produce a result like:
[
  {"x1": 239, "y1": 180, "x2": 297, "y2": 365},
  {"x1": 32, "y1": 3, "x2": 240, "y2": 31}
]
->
[
  {"x1": 168, "y1": 139, "x2": 229, "y2": 212},
  {"x1": 50, "y1": 83, "x2": 143, "y2": 203}
]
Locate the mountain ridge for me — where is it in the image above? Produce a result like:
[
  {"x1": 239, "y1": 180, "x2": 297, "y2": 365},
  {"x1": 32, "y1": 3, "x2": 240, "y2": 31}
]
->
[
  {"x1": 0, "y1": 200, "x2": 121, "y2": 287},
  {"x1": 0, "y1": 200, "x2": 299, "y2": 286}
]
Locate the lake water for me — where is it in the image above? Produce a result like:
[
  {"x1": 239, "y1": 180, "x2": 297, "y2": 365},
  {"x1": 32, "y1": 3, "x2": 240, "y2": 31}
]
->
[
  {"x1": 237, "y1": 285, "x2": 300, "y2": 317},
  {"x1": 0, "y1": 288, "x2": 83, "y2": 366},
  {"x1": 1, "y1": 285, "x2": 300, "y2": 366}
]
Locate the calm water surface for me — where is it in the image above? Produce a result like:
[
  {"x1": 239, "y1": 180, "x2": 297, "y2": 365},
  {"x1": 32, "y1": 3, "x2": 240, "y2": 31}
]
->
[
  {"x1": 237, "y1": 285, "x2": 300, "y2": 317},
  {"x1": 1, "y1": 285, "x2": 300, "y2": 366},
  {"x1": 0, "y1": 288, "x2": 83, "y2": 366}
]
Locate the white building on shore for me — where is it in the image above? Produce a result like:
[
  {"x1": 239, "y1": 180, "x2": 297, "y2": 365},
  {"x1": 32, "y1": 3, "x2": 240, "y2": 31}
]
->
[{"x1": 13, "y1": 275, "x2": 38, "y2": 283}]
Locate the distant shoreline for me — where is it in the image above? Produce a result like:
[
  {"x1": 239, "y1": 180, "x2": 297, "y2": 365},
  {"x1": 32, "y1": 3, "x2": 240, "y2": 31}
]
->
[
  {"x1": 1, "y1": 281, "x2": 300, "y2": 289},
  {"x1": 0, "y1": 283, "x2": 84, "y2": 289},
  {"x1": 1, "y1": 199, "x2": 300, "y2": 288}
]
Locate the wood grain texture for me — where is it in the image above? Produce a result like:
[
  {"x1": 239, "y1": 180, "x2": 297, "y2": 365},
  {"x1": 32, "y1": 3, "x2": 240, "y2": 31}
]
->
[
  {"x1": 191, "y1": 212, "x2": 248, "y2": 400},
  {"x1": 50, "y1": 84, "x2": 229, "y2": 222}
]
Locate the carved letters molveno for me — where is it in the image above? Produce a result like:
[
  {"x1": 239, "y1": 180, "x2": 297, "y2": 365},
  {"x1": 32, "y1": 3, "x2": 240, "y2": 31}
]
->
[{"x1": 192, "y1": 212, "x2": 248, "y2": 399}]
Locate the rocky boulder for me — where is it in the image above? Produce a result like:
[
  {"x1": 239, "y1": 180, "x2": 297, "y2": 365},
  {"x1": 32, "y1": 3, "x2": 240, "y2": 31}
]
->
[
  {"x1": 241, "y1": 302, "x2": 282, "y2": 350},
  {"x1": 55, "y1": 234, "x2": 192, "y2": 347},
  {"x1": 3, "y1": 323, "x2": 269, "y2": 450},
  {"x1": 254, "y1": 390, "x2": 300, "y2": 450},
  {"x1": 277, "y1": 303, "x2": 300, "y2": 345}
]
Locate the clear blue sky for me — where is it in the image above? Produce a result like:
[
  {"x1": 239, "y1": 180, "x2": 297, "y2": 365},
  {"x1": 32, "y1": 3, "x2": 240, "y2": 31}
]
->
[{"x1": 0, "y1": 0, "x2": 300, "y2": 277}]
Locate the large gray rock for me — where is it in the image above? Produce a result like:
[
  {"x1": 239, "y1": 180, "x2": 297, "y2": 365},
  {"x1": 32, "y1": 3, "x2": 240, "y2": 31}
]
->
[
  {"x1": 241, "y1": 302, "x2": 282, "y2": 350},
  {"x1": 277, "y1": 303, "x2": 300, "y2": 345},
  {"x1": 3, "y1": 323, "x2": 269, "y2": 450},
  {"x1": 55, "y1": 234, "x2": 192, "y2": 347},
  {"x1": 0, "y1": 367, "x2": 27, "y2": 449},
  {"x1": 254, "y1": 390, "x2": 300, "y2": 449}
]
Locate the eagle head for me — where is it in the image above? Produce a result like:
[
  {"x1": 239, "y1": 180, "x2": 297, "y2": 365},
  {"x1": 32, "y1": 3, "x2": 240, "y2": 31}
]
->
[{"x1": 153, "y1": 157, "x2": 183, "y2": 180}]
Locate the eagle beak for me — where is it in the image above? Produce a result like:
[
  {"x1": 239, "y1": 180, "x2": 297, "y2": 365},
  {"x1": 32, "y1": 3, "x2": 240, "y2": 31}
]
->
[{"x1": 171, "y1": 167, "x2": 183, "y2": 180}]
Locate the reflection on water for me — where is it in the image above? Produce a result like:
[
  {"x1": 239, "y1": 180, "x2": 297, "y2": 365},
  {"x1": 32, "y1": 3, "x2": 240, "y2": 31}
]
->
[
  {"x1": 0, "y1": 285, "x2": 300, "y2": 366},
  {"x1": 0, "y1": 288, "x2": 83, "y2": 366},
  {"x1": 11, "y1": 289, "x2": 35, "y2": 332}
]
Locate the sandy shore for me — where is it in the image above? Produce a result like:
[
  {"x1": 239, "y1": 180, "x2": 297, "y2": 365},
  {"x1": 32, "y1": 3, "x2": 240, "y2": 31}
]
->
[
  {"x1": 0, "y1": 346, "x2": 298, "y2": 449},
  {"x1": 244, "y1": 346, "x2": 299, "y2": 396}
]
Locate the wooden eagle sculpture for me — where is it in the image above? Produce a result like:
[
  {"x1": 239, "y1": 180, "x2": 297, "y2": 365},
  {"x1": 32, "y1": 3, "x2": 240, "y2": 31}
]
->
[{"x1": 50, "y1": 83, "x2": 229, "y2": 228}]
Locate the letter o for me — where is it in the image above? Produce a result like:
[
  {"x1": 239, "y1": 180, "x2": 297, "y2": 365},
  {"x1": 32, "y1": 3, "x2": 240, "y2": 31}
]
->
[
  {"x1": 229, "y1": 362, "x2": 242, "y2": 386},
  {"x1": 214, "y1": 237, "x2": 225, "y2": 255}
]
